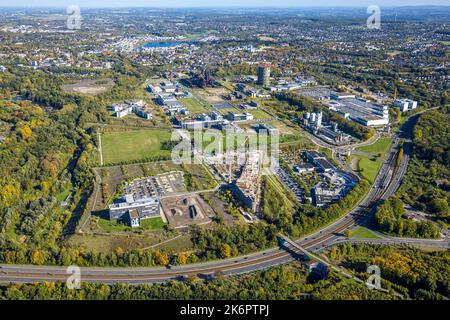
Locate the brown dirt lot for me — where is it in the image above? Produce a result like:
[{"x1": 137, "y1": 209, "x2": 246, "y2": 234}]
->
[
  {"x1": 62, "y1": 79, "x2": 115, "y2": 96},
  {"x1": 194, "y1": 87, "x2": 230, "y2": 103},
  {"x1": 161, "y1": 194, "x2": 216, "y2": 229}
]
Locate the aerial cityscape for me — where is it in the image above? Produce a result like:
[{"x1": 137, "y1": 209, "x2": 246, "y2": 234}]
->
[{"x1": 0, "y1": 1, "x2": 448, "y2": 308}]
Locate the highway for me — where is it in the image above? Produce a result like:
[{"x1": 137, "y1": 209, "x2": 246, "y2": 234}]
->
[{"x1": 1, "y1": 112, "x2": 448, "y2": 285}]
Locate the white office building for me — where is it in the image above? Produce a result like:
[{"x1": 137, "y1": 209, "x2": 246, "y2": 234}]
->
[{"x1": 394, "y1": 99, "x2": 418, "y2": 113}]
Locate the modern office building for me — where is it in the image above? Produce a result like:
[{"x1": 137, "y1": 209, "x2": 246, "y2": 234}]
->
[
  {"x1": 109, "y1": 195, "x2": 161, "y2": 227},
  {"x1": 394, "y1": 98, "x2": 418, "y2": 113},
  {"x1": 305, "y1": 151, "x2": 335, "y2": 173},
  {"x1": 111, "y1": 100, "x2": 152, "y2": 120},
  {"x1": 226, "y1": 112, "x2": 254, "y2": 122}
]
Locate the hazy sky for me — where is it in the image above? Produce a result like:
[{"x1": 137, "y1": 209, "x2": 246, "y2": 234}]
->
[{"x1": 0, "y1": 0, "x2": 449, "y2": 7}]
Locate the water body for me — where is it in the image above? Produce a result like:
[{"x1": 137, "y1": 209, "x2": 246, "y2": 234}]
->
[{"x1": 143, "y1": 40, "x2": 198, "y2": 48}]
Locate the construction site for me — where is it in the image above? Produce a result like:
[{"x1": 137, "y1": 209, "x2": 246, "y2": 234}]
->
[
  {"x1": 160, "y1": 194, "x2": 216, "y2": 229},
  {"x1": 205, "y1": 150, "x2": 263, "y2": 214}
]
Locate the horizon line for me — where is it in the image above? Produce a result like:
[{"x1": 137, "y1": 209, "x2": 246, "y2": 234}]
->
[{"x1": 0, "y1": 5, "x2": 449, "y2": 9}]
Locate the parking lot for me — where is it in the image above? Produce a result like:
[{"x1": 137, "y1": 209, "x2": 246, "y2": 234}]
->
[
  {"x1": 277, "y1": 167, "x2": 305, "y2": 203},
  {"x1": 124, "y1": 171, "x2": 186, "y2": 200},
  {"x1": 296, "y1": 87, "x2": 332, "y2": 100}
]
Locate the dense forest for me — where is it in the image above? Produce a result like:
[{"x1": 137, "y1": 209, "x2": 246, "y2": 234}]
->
[
  {"x1": 374, "y1": 197, "x2": 440, "y2": 239},
  {"x1": 329, "y1": 244, "x2": 450, "y2": 299}
]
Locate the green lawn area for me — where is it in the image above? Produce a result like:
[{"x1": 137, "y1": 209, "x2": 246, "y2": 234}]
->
[
  {"x1": 179, "y1": 97, "x2": 209, "y2": 114},
  {"x1": 350, "y1": 226, "x2": 381, "y2": 239},
  {"x1": 354, "y1": 138, "x2": 393, "y2": 183},
  {"x1": 357, "y1": 138, "x2": 393, "y2": 156},
  {"x1": 98, "y1": 217, "x2": 165, "y2": 233},
  {"x1": 319, "y1": 147, "x2": 333, "y2": 159},
  {"x1": 217, "y1": 80, "x2": 235, "y2": 91},
  {"x1": 358, "y1": 156, "x2": 382, "y2": 183},
  {"x1": 140, "y1": 217, "x2": 165, "y2": 230},
  {"x1": 246, "y1": 108, "x2": 273, "y2": 120},
  {"x1": 264, "y1": 174, "x2": 296, "y2": 211},
  {"x1": 280, "y1": 135, "x2": 304, "y2": 144},
  {"x1": 216, "y1": 107, "x2": 241, "y2": 115},
  {"x1": 101, "y1": 129, "x2": 173, "y2": 165},
  {"x1": 98, "y1": 218, "x2": 129, "y2": 232}
]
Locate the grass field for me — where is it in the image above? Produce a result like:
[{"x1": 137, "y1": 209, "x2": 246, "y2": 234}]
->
[
  {"x1": 98, "y1": 217, "x2": 165, "y2": 233},
  {"x1": 358, "y1": 156, "x2": 382, "y2": 183},
  {"x1": 179, "y1": 97, "x2": 209, "y2": 114},
  {"x1": 217, "y1": 107, "x2": 240, "y2": 115},
  {"x1": 101, "y1": 129, "x2": 173, "y2": 165},
  {"x1": 354, "y1": 138, "x2": 393, "y2": 183},
  {"x1": 141, "y1": 217, "x2": 165, "y2": 230},
  {"x1": 246, "y1": 109, "x2": 273, "y2": 120},
  {"x1": 350, "y1": 226, "x2": 381, "y2": 239}
]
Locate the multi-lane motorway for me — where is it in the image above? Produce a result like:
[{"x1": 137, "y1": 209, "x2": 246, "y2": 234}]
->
[{"x1": 0, "y1": 113, "x2": 448, "y2": 285}]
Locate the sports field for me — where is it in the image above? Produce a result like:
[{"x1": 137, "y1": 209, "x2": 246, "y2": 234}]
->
[{"x1": 101, "y1": 129, "x2": 173, "y2": 165}]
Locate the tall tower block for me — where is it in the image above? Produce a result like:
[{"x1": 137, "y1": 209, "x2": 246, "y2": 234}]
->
[{"x1": 257, "y1": 64, "x2": 271, "y2": 86}]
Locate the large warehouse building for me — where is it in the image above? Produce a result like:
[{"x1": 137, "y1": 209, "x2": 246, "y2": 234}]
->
[{"x1": 327, "y1": 94, "x2": 389, "y2": 127}]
